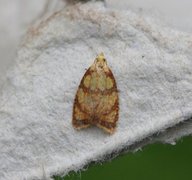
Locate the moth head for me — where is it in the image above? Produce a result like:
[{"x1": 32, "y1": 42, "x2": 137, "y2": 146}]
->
[{"x1": 94, "y1": 52, "x2": 108, "y2": 71}]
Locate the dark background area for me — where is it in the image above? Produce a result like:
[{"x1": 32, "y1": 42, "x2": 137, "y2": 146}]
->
[{"x1": 54, "y1": 136, "x2": 192, "y2": 180}]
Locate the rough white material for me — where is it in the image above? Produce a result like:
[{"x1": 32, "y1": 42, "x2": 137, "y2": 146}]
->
[
  {"x1": 107, "y1": 0, "x2": 192, "y2": 33},
  {"x1": 0, "y1": 2, "x2": 192, "y2": 180},
  {"x1": 0, "y1": 0, "x2": 65, "y2": 90}
]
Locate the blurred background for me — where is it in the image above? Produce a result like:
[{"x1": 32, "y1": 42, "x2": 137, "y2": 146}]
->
[
  {"x1": 0, "y1": 0, "x2": 192, "y2": 91},
  {"x1": 54, "y1": 136, "x2": 192, "y2": 180}
]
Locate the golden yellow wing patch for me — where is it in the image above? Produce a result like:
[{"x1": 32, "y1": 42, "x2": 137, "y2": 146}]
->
[{"x1": 72, "y1": 53, "x2": 119, "y2": 134}]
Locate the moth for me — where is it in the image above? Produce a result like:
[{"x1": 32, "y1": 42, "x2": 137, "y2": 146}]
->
[{"x1": 72, "y1": 53, "x2": 119, "y2": 134}]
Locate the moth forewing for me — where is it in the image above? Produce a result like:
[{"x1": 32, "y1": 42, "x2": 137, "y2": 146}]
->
[{"x1": 72, "y1": 53, "x2": 119, "y2": 134}]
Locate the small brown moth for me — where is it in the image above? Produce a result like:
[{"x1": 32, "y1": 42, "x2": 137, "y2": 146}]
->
[{"x1": 72, "y1": 53, "x2": 119, "y2": 134}]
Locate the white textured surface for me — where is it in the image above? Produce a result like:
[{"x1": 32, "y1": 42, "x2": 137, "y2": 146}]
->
[
  {"x1": 0, "y1": 0, "x2": 65, "y2": 90},
  {"x1": 107, "y1": 0, "x2": 192, "y2": 33},
  {"x1": 1, "y1": 2, "x2": 192, "y2": 180}
]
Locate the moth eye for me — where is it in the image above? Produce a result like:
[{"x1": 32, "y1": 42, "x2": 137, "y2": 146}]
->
[{"x1": 103, "y1": 59, "x2": 106, "y2": 62}]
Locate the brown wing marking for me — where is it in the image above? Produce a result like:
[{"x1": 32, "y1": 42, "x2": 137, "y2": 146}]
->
[{"x1": 96, "y1": 99, "x2": 119, "y2": 134}]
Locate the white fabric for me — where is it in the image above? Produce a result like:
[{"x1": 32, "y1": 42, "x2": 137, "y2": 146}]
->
[{"x1": 0, "y1": 2, "x2": 192, "y2": 180}]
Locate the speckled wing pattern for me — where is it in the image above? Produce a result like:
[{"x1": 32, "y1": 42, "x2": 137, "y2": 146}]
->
[{"x1": 72, "y1": 53, "x2": 119, "y2": 134}]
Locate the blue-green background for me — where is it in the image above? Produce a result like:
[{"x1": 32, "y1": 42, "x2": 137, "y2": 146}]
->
[{"x1": 54, "y1": 136, "x2": 192, "y2": 180}]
